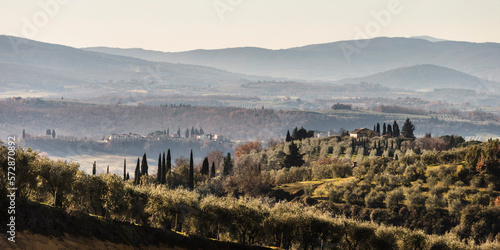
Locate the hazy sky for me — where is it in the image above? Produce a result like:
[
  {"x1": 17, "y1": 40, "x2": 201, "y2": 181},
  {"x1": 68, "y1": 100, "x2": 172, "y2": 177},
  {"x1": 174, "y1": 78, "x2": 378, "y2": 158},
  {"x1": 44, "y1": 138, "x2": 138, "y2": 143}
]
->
[{"x1": 1, "y1": 0, "x2": 499, "y2": 52}]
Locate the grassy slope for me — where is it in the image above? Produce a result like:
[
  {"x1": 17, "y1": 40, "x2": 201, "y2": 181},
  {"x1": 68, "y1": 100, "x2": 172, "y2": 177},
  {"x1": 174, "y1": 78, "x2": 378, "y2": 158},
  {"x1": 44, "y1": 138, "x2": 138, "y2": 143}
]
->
[{"x1": 273, "y1": 163, "x2": 500, "y2": 206}]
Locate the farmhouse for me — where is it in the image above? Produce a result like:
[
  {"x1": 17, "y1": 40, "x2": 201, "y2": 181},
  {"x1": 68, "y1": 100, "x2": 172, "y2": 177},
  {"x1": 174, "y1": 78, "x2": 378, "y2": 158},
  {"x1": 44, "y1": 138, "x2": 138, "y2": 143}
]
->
[{"x1": 350, "y1": 128, "x2": 377, "y2": 138}]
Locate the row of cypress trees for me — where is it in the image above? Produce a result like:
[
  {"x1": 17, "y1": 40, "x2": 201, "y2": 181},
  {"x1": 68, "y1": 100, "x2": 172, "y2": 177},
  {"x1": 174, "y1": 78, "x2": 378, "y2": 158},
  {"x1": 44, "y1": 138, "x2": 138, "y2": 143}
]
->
[
  {"x1": 156, "y1": 150, "x2": 172, "y2": 185},
  {"x1": 123, "y1": 150, "x2": 234, "y2": 190},
  {"x1": 200, "y1": 157, "x2": 216, "y2": 178},
  {"x1": 373, "y1": 119, "x2": 415, "y2": 139},
  {"x1": 374, "y1": 120, "x2": 401, "y2": 137},
  {"x1": 133, "y1": 152, "x2": 151, "y2": 185}
]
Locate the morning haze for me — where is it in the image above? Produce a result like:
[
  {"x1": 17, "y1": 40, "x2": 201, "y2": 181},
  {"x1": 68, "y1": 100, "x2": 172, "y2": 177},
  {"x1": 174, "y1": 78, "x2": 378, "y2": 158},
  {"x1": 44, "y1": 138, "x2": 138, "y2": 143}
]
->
[{"x1": 1, "y1": 1, "x2": 500, "y2": 249}]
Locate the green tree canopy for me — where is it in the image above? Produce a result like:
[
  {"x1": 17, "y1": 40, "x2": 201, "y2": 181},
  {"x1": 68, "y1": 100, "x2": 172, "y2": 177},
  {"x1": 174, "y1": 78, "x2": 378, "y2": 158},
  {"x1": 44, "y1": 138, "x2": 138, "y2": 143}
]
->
[
  {"x1": 401, "y1": 119, "x2": 415, "y2": 139},
  {"x1": 283, "y1": 141, "x2": 305, "y2": 168}
]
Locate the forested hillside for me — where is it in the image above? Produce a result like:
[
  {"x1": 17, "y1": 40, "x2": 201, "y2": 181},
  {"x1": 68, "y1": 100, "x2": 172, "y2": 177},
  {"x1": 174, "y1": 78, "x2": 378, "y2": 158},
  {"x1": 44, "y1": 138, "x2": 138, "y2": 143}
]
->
[
  {"x1": 1, "y1": 98, "x2": 499, "y2": 141},
  {"x1": 243, "y1": 135, "x2": 500, "y2": 242},
  {"x1": 2, "y1": 134, "x2": 500, "y2": 249}
]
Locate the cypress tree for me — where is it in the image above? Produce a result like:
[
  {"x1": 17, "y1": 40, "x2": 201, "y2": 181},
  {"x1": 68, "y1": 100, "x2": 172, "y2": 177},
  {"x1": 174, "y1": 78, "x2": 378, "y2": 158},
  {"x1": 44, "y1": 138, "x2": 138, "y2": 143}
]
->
[
  {"x1": 157, "y1": 153, "x2": 162, "y2": 183},
  {"x1": 161, "y1": 151, "x2": 166, "y2": 184},
  {"x1": 291, "y1": 127, "x2": 299, "y2": 140},
  {"x1": 210, "y1": 161, "x2": 216, "y2": 177},
  {"x1": 382, "y1": 123, "x2": 387, "y2": 135},
  {"x1": 376, "y1": 123, "x2": 380, "y2": 133},
  {"x1": 22, "y1": 129, "x2": 26, "y2": 139},
  {"x1": 189, "y1": 150, "x2": 194, "y2": 190},
  {"x1": 52, "y1": 129, "x2": 56, "y2": 139},
  {"x1": 286, "y1": 130, "x2": 291, "y2": 142},
  {"x1": 141, "y1": 153, "x2": 148, "y2": 176},
  {"x1": 201, "y1": 157, "x2": 209, "y2": 175},
  {"x1": 393, "y1": 121, "x2": 400, "y2": 137},
  {"x1": 185, "y1": 128, "x2": 190, "y2": 138},
  {"x1": 200, "y1": 127, "x2": 204, "y2": 134},
  {"x1": 126, "y1": 172, "x2": 130, "y2": 181},
  {"x1": 387, "y1": 124, "x2": 393, "y2": 136},
  {"x1": 177, "y1": 128, "x2": 181, "y2": 137},
  {"x1": 166, "y1": 128, "x2": 169, "y2": 137},
  {"x1": 167, "y1": 149, "x2": 172, "y2": 173},
  {"x1": 222, "y1": 153, "x2": 233, "y2": 176},
  {"x1": 191, "y1": 127, "x2": 195, "y2": 136},
  {"x1": 92, "y1": 161, "x2": 96, "y2": 175},
  {"x1": 134, "y1": 158, "x2": 141, "y2": 185},
  {"x1": 123, "y1": 159, "x2": 127, "y2": 180},
  {"x1": 107, "y1": 165, "x2": 109, "y2": 174}
]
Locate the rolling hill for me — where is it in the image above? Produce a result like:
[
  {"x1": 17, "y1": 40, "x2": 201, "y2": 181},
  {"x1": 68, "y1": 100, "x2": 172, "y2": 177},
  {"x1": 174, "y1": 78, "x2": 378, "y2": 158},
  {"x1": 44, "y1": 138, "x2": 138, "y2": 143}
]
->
[
  {"x1": 85, "y1": 37, "x2": 500, "y2": 82},
  {"x1": 3, "y1": 35, "x2": 500, "y2": 99},
  {"x1": 334, "y1": 64, "x2": 500, "y2": 92}
]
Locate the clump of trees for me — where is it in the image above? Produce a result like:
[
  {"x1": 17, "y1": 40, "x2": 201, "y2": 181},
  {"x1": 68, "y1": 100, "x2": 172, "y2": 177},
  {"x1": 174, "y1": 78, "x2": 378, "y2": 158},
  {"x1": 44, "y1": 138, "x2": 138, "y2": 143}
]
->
[
  {"x1": 373, "y1": 120, "x2": 402, "y2": 137},
  {"x1": 331, "y1": 103, "x2": 352, "y2": 110},
  {"x1": 234, "y1": 141, "x2": 262, "y2": 159},
  {"x1": 285, "y1": 126, "x2": 314, "y2": 142}
]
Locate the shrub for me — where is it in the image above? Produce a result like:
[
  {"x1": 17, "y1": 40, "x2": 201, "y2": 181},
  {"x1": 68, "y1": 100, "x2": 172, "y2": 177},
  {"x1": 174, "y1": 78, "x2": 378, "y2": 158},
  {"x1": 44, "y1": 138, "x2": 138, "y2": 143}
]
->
[
  {"x1": 331, "y1": 163, "x2": 352, "y2": 178},
  {"x1": 399, "y1": 230, "x2": 427, "y2": 250},
  {"x1": 404, "y1": 184, "x2": 426, "y2": 210},
  {"x1": 453, "y1": 205, "x2": 500, "y2": 243},
  {"x1": 365, "y1": 190, "x2": 385, "y2": 208},
  {"x1": 386, "y1": 188, "x2": 405, "y2": 210},
  {"x1": 327, "y1": 186, "x2": 343, "y2": 203}
]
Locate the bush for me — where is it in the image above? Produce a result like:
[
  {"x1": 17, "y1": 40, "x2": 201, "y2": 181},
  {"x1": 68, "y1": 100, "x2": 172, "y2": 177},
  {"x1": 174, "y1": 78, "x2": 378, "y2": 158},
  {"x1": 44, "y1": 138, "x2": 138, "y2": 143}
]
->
[
  {"x1": 327, "y1": 186, "x2": 344, "y2": 203},
  {"x1": 365, "y1": 190, "x2": 385, "y2": 208},
  {"x1": 304, "y1": 185, "x2": 314, "y2": 196},
  {"x1": 404, "y1": 186, "x2": 426, "y2": 210},
  {"x1": 386, "y1": 188, "x2": 405, "y2": 210},
  {"x1": 331, "y1": 163, "x2": 352, "y2": 178},
  {"x1": 453, "y1": 205, "x2": 500, "y2": 243},
  {"x1": 399, "y1": 230, "x2": 427, "y2": 250}
]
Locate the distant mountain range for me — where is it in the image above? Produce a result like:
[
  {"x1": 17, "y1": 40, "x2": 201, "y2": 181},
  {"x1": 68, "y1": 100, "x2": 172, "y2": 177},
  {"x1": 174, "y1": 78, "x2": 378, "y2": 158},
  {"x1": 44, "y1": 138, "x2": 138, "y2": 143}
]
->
[
  {"x1": 1, "y1": 35, "x2": 500, "y2": 97},
  {"x1": 85, "y1": 37, "x2": 500, "y2": 82},
  {"x1": 0, "y1": 35, "x2": 263, "y2": 92}
]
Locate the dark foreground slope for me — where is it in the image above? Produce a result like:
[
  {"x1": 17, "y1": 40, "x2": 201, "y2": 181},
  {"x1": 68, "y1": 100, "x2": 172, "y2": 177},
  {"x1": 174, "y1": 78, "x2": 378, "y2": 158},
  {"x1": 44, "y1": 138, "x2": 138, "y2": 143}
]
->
[{"x1": 0, "y1": 200, "x2": 269, "y2": 250}]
